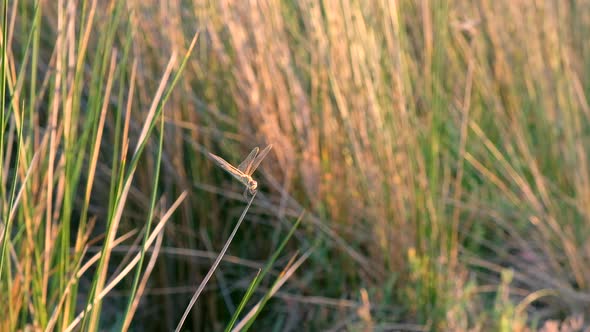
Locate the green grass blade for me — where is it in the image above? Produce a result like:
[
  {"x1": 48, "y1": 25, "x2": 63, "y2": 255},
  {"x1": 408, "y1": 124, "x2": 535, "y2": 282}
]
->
[
  {"x1": 224, "y1": 269, "x2": 262, "y2": 332},
  {"x1": 231, "y1": 213, "x2": 304, "y2": 332}
]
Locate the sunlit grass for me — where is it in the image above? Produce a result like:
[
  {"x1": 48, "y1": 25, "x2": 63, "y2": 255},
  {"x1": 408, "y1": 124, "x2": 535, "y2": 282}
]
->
[{"x1": 3, "y1": 0, "x2": 590, "y2": 331}]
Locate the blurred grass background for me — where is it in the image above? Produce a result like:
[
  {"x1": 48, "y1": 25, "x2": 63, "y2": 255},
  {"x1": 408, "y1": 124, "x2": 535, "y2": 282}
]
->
[{"x1": 3, "y1": 0, "x2": 590, "y2": 331}]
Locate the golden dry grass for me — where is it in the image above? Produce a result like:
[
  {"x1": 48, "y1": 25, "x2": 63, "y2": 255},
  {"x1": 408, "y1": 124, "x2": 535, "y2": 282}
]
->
[{"x1": 3, "y1": 0, "x2": 590, "y2": 330}]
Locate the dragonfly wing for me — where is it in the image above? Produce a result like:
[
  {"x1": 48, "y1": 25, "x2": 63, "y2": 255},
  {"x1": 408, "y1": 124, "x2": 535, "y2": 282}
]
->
[
  {"x1": 209, "y1": 153, "x2": 246, "y2": 182},
  {"x1": 238, "y1": 147, "x2": 259, "y2": 173},
  {"x1": 246, "y1": 144, "x2": 272, "y2": 175}
]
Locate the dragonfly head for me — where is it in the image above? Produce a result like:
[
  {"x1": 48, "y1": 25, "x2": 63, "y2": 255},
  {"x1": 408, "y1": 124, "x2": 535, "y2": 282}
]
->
[{"x1": 248, "y1": 179, "x2": 258, "y2": 194}]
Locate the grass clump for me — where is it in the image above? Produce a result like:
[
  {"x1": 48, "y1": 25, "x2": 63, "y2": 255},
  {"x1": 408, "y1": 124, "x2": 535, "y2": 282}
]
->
[{"x1": 4, "y1": 0, "x2": 590, "y2": 331}]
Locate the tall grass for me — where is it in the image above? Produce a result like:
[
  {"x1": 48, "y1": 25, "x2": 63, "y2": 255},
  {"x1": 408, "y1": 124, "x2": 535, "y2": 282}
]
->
[{"x1": 3, "y1": 0, "x2": 590, "y2": 331}]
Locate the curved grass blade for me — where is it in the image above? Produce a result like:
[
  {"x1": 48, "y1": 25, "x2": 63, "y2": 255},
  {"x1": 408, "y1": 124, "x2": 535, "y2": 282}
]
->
[
  {"x1": 175, "y1": 193, "x2": 257, "y2": 332},
  {"x1": 225, "y1": 212, "x2": 303, "y2": 332},
  {"x1": 224, "y1": 269, "x2": 262, "y2": 332}
]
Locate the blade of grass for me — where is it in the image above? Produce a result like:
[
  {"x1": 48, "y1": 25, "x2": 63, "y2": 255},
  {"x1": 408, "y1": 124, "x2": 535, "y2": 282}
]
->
[
  {"x1": 64, "y1": 191, "x2": 187, "y2": 332},
  {"x1": 233, "y1": 214, "x2": 304, "y2": 332},
  {"x1": 225, "y1": 269, "x2": 262, "y2": 331},
  {"x1": 0, "y1": 0, "x2": 9, "y2": 237},
  {"x1": 175, "y1": 193, "x2": 257, "y2": 332},
  {"x1": 121, "y1": 229, "x2": 166, "y2": 331},
  {"x1": 122, "y1": 97, "x2": 166, "y2": 328},
  {"x1": 232, "y1": 247, "x2": 313, "y2": 332}
]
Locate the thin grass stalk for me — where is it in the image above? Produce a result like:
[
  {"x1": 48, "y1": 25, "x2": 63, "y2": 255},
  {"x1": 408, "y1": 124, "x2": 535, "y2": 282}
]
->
[
  {"x1": 81, "y1": 47, "x2": 120, "y2": 332},
  {"x1": 122, "y1": 100, "x2": 166, "y2": 329},
  {"x1": 175, "y1": 193, "x2": 256, "y2": 332},
  {"x1": 225, "y1": 269, "x2": 262, "y2": 332},
  {"x1": 64, "y1": 191, "x2": 187, "y2": 332},
  {"x1": 0, "y1": 0, "x2": 10, "y2": 280},
  {"x1": 238, "y1": 242, "x2": 310, "y2": 332},
  {"x1": 121, "y1": 225, "x2": 165, "y2": 331}
]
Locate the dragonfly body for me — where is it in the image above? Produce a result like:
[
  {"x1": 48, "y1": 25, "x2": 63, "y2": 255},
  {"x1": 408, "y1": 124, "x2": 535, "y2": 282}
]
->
[{"x1": 208, "y1": 145, "x2": 272, "y2": 195}]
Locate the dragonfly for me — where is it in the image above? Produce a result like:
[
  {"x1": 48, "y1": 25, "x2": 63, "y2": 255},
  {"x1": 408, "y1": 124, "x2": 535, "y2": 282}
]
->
[{"x1": 208, "y1": 144, "x2": 273, "y2": 196}]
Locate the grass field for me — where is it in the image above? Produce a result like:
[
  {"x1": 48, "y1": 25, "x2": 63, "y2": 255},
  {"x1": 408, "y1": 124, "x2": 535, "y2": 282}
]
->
[{"x1": 3, "y1": 0, "x2": 590, "y2": 331}]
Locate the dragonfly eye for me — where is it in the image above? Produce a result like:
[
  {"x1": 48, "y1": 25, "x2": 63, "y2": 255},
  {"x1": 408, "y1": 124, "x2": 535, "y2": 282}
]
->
[{"x1": 249, "y1": 180, "x2": 258, "y2": 190}]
